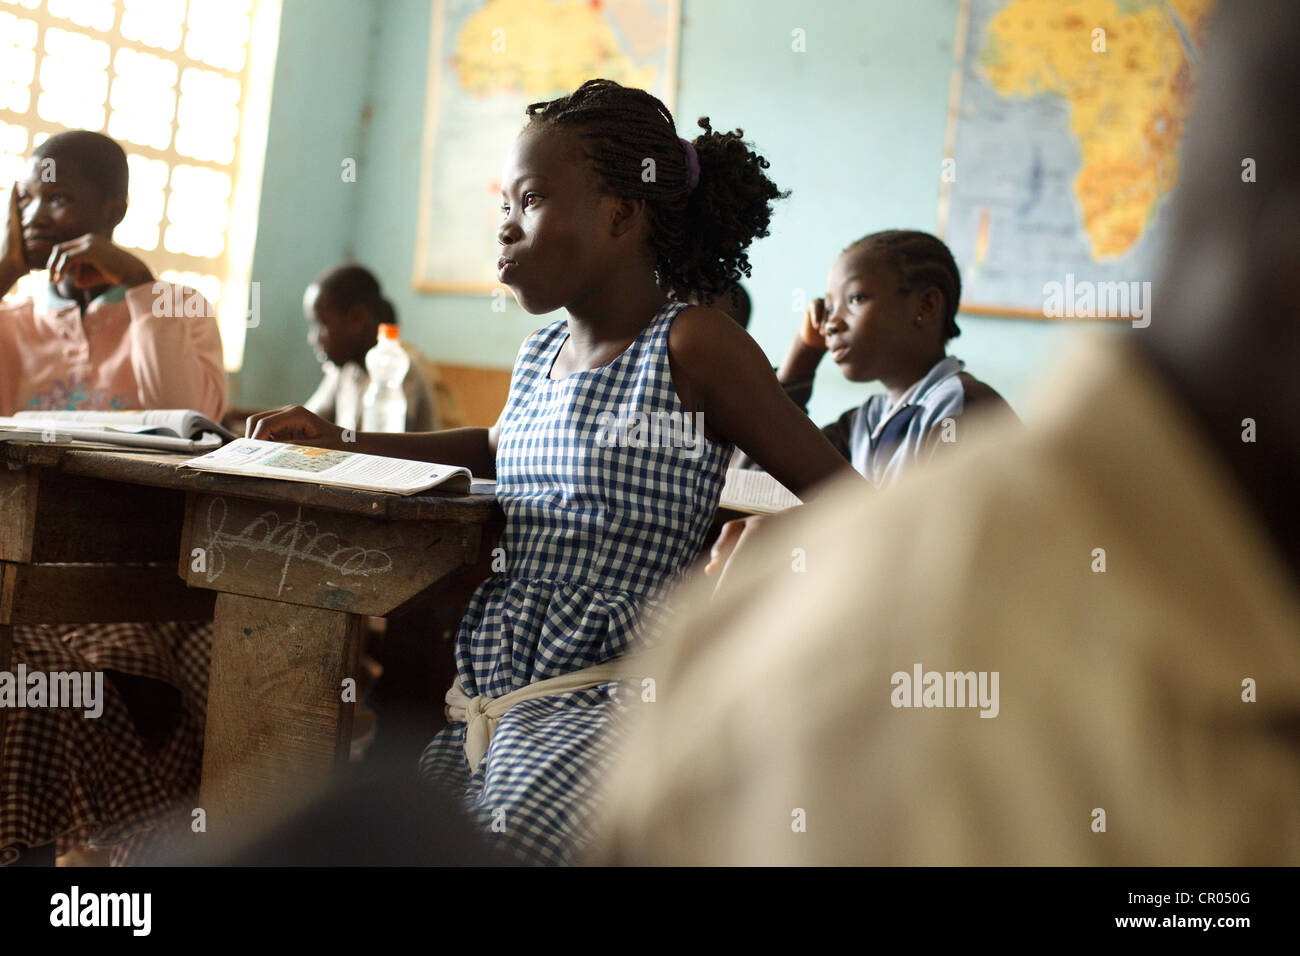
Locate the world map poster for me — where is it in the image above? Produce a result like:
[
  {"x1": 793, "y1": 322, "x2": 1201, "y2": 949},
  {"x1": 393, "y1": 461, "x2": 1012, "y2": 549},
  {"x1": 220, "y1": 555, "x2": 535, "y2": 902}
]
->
[
  {"x1": 414, "y1": 0, "x2": 680, "y2": 292},
  {"x1": 938, "y1": 0, "x2": 1214, "y2": 317}
]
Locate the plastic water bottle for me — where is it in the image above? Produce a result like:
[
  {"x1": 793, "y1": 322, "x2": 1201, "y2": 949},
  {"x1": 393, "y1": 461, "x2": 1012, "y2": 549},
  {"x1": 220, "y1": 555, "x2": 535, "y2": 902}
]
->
[{"x1": 361, "y1": 323, "x2": 409, "y2": 432}]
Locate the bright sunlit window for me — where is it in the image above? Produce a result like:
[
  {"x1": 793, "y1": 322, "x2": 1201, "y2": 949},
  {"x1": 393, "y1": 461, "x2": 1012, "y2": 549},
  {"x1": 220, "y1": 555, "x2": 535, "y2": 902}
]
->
[{"x1": 0, "y1": 0, "x2": 280, "y2": 370}]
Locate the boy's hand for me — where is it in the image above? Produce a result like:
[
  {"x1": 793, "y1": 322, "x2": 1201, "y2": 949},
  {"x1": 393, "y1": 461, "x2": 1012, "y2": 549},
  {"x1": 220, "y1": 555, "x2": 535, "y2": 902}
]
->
[
  {"x1": 46, "y1": 233, "x2": 153, "y2": 290},
  {"x1": 2, "y1": 187, "x2": 29, "y2": 284},
  {"x1": 705, "y1": 506, "x2": 810, "y2": 597},
  {"x1": 705, "y1": 515, "x2": 764, "y2": 577},
  {"x1": 799, "y1": 297, "x2": 828, "y2": 351},
  {"x1": 245, "y1": 405, "x2": 346, "y2": 448}
]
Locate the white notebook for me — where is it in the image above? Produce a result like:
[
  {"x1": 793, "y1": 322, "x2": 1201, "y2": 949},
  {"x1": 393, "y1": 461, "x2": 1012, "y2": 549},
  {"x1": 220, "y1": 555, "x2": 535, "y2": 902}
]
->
[
  {"x1": 0, "y1": 408, "x2": 234, "y2": 453},
  {"x1": 182, "y1": 438, "x2": 471, "y2": 496},
  {"x1": 718, "y1": 468, "x2": 803, "y2": 515}
]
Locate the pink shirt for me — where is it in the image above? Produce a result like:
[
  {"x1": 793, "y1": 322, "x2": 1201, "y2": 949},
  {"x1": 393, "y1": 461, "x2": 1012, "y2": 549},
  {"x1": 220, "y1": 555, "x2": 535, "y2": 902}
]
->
[{"x1": 0, "y1": 281, "x2": 225, "y2": 419}]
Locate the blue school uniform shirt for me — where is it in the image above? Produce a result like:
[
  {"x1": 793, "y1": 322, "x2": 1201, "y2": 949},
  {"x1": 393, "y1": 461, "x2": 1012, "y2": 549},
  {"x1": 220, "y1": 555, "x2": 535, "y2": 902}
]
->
[{"x1": 739, "y1": 355, "x2": 1016, "y2": 487}]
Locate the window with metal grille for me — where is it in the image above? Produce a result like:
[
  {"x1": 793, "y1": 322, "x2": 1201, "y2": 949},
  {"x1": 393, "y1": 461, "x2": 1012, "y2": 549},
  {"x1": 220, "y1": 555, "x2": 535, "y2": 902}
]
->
[{"x1": 0, "y1": 0, "x2": 280, "y2": 370}]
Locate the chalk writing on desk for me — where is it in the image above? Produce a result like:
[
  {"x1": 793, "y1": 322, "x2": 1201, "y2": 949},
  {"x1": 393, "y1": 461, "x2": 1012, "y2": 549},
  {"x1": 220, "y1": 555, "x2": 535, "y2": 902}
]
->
[{"x1": 201, "y1": 497, "x2": 395, "y2": 595}]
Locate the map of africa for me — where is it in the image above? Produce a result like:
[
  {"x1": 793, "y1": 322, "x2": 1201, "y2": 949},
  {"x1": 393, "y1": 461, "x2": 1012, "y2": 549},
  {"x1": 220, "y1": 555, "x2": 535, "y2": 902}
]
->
[
  {"x1": 940, "y1": 0, "x2": 1214, "y2": 315},
  {"x1": 415, "y1": 0, "x2": 679, "y2": 291}
]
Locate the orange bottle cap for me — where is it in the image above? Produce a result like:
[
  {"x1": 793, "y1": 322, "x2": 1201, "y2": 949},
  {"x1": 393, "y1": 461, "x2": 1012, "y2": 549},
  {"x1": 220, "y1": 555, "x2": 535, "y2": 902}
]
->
[{"x1": 379, "y1": 323, "x2": 400, "y2": 340}]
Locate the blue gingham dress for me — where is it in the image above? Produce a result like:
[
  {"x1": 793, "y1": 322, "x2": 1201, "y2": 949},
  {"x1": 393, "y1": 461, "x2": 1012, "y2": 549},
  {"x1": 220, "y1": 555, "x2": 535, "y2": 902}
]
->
[{"x1": 418, "y1": 300, "x2": 731, "y2": 864}]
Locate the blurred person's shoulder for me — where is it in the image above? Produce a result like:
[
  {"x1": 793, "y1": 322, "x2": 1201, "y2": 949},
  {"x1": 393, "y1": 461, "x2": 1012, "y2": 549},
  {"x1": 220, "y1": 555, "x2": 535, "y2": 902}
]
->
[{"x1": 599, "y1": 337, "x2": 1300, "y2": 865}]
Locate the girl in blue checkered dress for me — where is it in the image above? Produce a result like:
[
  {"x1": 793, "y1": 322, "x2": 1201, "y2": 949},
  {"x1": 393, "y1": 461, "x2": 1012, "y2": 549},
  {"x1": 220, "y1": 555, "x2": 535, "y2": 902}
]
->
[
  {"x1": 248, "y1": 80, "x2": 861, "y2": 864},
  {"x1": 416, "y1": 298, "x2": 730, "y2": 864}
]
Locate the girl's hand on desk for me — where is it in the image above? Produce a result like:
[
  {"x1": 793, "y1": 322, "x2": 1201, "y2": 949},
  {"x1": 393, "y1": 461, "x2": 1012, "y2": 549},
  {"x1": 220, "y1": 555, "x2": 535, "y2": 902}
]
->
[
  {"x1": 706, "y1": 508, "x2": 808, "y2": 596},
  {"x1": 245, "y1": 405, "x2": 344, "y2": 448},
  {"x1": 705, "y1": 514, "x2": 769, "y2": 578}
]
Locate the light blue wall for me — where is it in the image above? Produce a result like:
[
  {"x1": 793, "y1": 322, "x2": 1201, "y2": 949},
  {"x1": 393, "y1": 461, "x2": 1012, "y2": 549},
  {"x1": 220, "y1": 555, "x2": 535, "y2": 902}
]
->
[
  {"x1": 240, "y1": 0, "x2": 376, "y2": 408},
  {"x1": 243, "y1": 0, "x2": 1103, "y2": 421},
  {"x1": 350, "y1": 0, "x2": 543, "y2": 373}
]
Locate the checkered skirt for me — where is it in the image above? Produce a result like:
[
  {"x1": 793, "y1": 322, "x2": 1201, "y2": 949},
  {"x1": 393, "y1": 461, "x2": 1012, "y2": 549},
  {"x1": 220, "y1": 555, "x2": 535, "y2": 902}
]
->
[
  {"x1": 0, "y1": 620, "x2": 211, "y2": 865},
  {"x1": 418, "y1": 301, "x2": 731, "y2": 864}
]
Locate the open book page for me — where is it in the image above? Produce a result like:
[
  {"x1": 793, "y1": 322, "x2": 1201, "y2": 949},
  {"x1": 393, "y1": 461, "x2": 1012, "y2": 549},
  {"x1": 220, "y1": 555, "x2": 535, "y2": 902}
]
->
[
  {"x1": 0, "y1": 417, "x2": 224, "y2": 452},
  {"x1": 9, "y1": 408, "x2": 237, "y2": 441},
  {"x1": 181, "y1": 438, "x2": 472, "y2": 496},
  {"x1": 718, "y1": 468, "x2": 803, "y2": 515}
]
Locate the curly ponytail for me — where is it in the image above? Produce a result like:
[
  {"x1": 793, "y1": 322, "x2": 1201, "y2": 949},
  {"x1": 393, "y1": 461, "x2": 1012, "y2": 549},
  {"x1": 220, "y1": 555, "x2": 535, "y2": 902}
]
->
[{"x1": 525, "y1": 79, "x2": 788, "y2": 300}]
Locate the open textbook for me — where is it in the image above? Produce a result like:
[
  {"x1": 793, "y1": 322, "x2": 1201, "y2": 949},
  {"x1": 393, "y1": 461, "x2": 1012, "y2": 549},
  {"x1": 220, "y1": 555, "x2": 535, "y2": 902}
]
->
[
  {"x1": 718, "y1": 468, "x2": 803, "y2": 515},
  {"x1": 181, "y1": 438, "x2": 472, "y2": 496},
  {"x1": 0, "y1": 408, "x2": 236, "y2": 452}
]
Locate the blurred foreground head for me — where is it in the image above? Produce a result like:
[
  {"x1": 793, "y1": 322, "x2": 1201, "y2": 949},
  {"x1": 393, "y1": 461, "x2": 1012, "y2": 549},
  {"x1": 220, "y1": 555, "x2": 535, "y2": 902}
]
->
[
  {"x1": 592, "y1": 0, "x2": 1300, "y2": 866},
  {"x1": 1141, "y1": 0, "x2": 1300, "y2": 574}
]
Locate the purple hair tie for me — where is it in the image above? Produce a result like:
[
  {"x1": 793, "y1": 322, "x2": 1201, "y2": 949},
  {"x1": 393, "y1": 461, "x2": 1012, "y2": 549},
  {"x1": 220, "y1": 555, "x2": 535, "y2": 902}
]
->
[{"x1": 679, "y1": 137, "x2": 700, "y2": 193}]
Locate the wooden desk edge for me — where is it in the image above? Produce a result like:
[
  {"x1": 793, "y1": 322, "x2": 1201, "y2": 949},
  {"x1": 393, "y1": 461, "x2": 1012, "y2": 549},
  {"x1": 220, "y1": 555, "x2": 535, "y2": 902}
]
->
[{"x1": 0, "y1": 442, "x2": 502, "y2": 523}]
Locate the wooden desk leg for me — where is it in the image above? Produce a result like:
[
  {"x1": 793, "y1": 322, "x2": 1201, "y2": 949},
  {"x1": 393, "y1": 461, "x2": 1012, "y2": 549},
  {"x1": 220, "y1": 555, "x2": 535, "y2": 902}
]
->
[{"x1": 198, "y1": 593, "x2": 361, "y2": 837}]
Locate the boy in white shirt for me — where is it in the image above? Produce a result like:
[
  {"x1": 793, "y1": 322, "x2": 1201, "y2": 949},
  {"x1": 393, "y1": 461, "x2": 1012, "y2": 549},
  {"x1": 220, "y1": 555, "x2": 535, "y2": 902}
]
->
[{"x1": 302, "y1": 264, "x2": 438, "y2": 432}]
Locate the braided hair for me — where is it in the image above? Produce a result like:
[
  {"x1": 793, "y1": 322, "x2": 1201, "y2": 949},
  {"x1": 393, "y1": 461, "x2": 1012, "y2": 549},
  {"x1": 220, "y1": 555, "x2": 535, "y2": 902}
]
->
[
  {"x1": 524, "y1": 78, "x2": 787, "y2": 300},
  {"x1": 316, "y1": 263, "x2": 396, "y2": 327},
  {"x1": 846, "y1": 230, "x2": 963, "y2": 341}
]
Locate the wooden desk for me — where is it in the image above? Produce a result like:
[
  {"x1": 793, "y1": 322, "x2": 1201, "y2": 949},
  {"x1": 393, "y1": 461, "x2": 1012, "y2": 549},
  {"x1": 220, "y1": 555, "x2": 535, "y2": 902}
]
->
[{"x1": 0, "y1": 441, "x2": 501, "y2": 837}]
